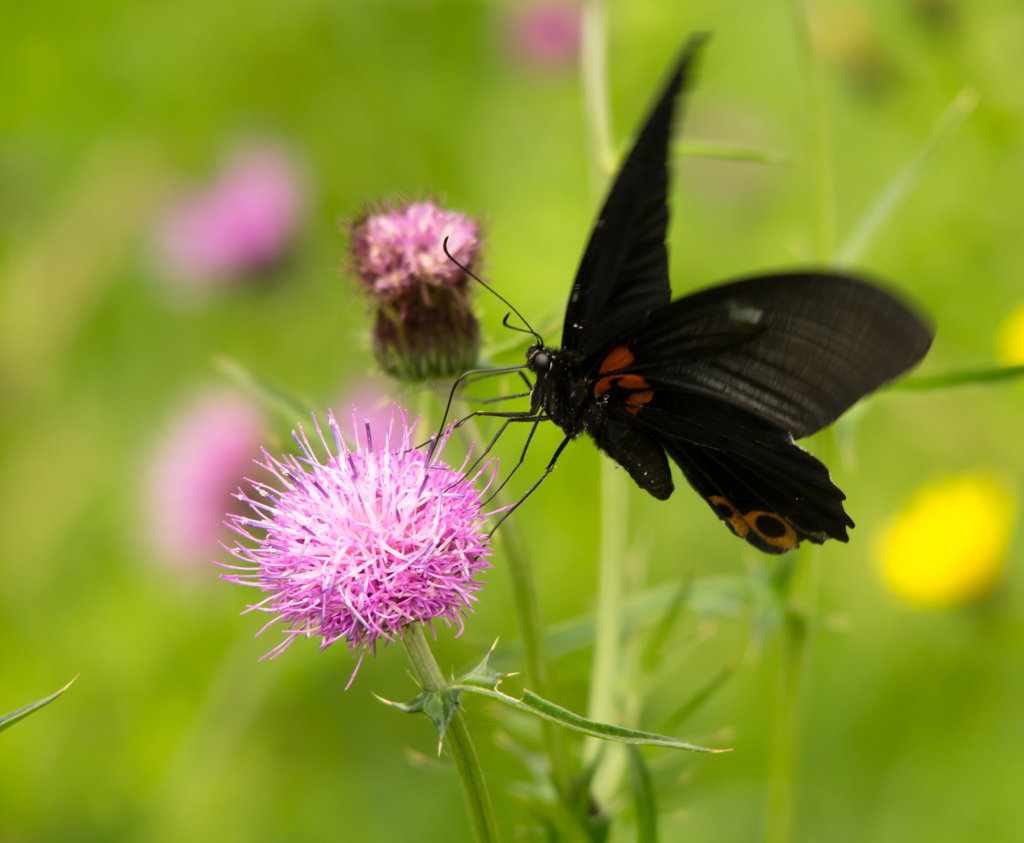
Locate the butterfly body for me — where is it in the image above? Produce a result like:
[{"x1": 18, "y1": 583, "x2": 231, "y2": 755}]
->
[{"x1": 507, "y1": 34, "x2": 934, "y2": 554}]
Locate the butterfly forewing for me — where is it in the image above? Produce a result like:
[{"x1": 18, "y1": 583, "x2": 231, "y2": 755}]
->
[{"x1": 561, "y1": 34, "x2": 708, "y2": 359}]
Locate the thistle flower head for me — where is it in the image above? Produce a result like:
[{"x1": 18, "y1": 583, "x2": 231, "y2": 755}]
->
[
  {"x1": 350, "y1": 201, "x2": 480, "y2": 300},
  {"x1": 348, "y1": 200, "x2": 482, "y2": 381},
  {"x1": 222, "y1": 408, "x2": 494, "y2": 683}
]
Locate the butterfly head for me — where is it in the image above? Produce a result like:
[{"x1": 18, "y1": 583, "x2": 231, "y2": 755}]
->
[{"x1": 526, "y1": 344, "x2": 553, "y2": 374}]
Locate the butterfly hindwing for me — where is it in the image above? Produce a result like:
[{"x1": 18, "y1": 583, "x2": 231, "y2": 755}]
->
[
  {"x1": 588, "y1": 413, "x2": 674, "y2": 500},
  {"x1": 560, "y1": 34, "x2": 708, "y2": 359},
  {"x1": 617, "y1": 392, "x2": 852, "y2": 553}
]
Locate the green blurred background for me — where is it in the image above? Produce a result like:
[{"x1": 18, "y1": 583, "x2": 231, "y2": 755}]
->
[{"x1": 2, "y1": 0, "x2": 1023, "y2": 840}]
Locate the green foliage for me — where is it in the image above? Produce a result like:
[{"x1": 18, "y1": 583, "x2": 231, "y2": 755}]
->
[
  {"x1": 0, "y1": 679, "x2": 76, "y2": 735},
  {"x1": 2, "y1": 0, "x2": 1024, "y2": 841}
]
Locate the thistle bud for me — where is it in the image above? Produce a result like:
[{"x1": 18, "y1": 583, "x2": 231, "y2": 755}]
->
[{"x1": 349, "y1": 200, "x2": 481, "y2": 382}]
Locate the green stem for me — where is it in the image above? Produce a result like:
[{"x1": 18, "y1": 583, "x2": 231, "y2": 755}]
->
[
  {"x1": 491, "y1": 513, "x2": 573, "y2": 796},
  {"x1": 764, "y1": 604, "x2": 808, "y2": 843},
  {"x1": 579, "y1": 0, "x2": 632, "y2": 812},
  {"x1": 762, "y1": 5, "x2": 834, "y2": 837},
  {"x1": 763, "y1": 465, "x2": 824, "y2": 843},
  {"x1": 789, "y1": 0, "x2": 834, "y2": 261},
  {"x1": 581, "y1": 0, "x2": 616, "y2": 191},
  {"x1": 403, "y1": 623, "x2": 500, "y2": 843},
  {"x1": 584, "y1": 456, "x2": 630, "y2": 805},
  {"x1": 456, "y1": 420, "x2": 573, "y2": 798}
]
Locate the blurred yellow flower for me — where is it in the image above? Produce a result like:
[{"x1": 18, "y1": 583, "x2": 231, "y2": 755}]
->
[
  {"x1": 877, "y1": 475, "x2": 1016, "y2": 608},
  {"x1": 996, "y1": 303, "x2": 1024, "y2": 365}
]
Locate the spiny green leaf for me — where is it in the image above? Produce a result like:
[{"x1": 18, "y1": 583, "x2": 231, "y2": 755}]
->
[
  {"x1": 455, "y1": 685, "x2": 728, "y2": 753},
  {"x1": 374, "y1": 689, "x2": 462, "y2": 755},
  {"x1": 626, "y1": 746, "x2": 659, "y2": 843},
  {"x1": 457, "y1": 638, "x2": 512, "y2": 690},
  {"x1": 0, "y1": 677, "x2": 76, "y2": 735}
]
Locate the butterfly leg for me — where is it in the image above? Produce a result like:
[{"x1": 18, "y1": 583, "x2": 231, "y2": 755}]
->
[
  {"x1": 453, "y1": 413, "x2": 549, "y2": 486},
  {"x1": 452, "y1": 409, "x2": 540, "y2": 427},
  {"x1": 483, "y1": 416, "x2": 544, "y2": 505},
  {"x1": 462, "y1": 391, "x2": 532, "y2": 405},
  {"x1": 488, "y1": 434, "x2": 572, "y2": 536},
  {"x1": 435, "y1": 365, "x2": 531, "y2": 454}
]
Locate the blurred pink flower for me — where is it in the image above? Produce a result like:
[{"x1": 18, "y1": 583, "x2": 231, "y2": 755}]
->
[
  {"x1": 507, "y1": 1, "x2": 581, "y2": 69},
  {"x1": 148, "y1": 392, "x2": 265, "y2": 564},
  {"x1": 156, "y1": 145, "x2": 305, "y2": 286},
  {"x1": 221, "y1": 409, "x2": 494, "y2": 682}
]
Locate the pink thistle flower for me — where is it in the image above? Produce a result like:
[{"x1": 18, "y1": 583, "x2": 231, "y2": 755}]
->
[
  {"x1": 147, "y1": 392, "x2": 265, "y2": 564},
  {"x1": 221, "y1": 408, "x2": 495, "y2": 684},
  {"x1": 349, "y1": 200, "x2": 482, "y2": 381},
  {"x1": 156, "y1": 145, "x2": 305, "y2": 287},
  {"x1": 507, "y1": 2, "x2": 582, "y2": 70},
  {"x1": 350, "y1": 201, "x2": 480, "y2": 301}
]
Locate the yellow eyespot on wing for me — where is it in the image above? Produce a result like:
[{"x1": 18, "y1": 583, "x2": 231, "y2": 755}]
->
[
  {"x1": 709, "y1": 495, "x2": 750, "y2": 538},
  {"x1": 708, "y1": 496, "x2": 800, "y2": 551},
  {"x1": 743, "y1": 510, "x2": 799, "y2": 551}
]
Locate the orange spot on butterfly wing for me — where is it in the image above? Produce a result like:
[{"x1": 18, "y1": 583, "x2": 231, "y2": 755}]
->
[
  {"x1": 625, "y1": 390, "x2": 654, "y2": 406},
  {"x1": 617, "y1": 374, "x2": 650, "y2": 390},
  {"x1": 599, "y1": 345, "x2": 635, "y2": 374}
]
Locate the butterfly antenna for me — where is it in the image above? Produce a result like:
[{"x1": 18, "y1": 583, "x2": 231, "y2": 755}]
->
[{"x1": 442, "y1": 236, "x2": 544, "y2": 347}]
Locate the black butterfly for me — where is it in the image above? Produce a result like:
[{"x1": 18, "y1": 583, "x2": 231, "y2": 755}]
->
[{"x1": 450, "y1": 34, "x2": 933, "y2": 554}]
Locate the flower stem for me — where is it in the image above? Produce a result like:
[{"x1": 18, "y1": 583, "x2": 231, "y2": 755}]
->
[
  {"x1": 764, "y1": 603, "x2": 807, "y2": 843},
  {"x1": 763, "y1": 5, "x2": 833, "y2": 838},
  {"x1": 579, "y1": 0, "x2": 630, "y2": 810},
  {"x1": 577, "y1": 0, "x2": 630, "y2": 815},
  {"x1": 403, "y1": 623, "x2": 500, "y2": 843},
  {"x1": 456, "y1": 420, "x2": 573, "y2": 797},
  {"x1": 581, "y1": 0, "x2": 616, "y2": 192},
  {"x1": 584, "y1": 456, "x2": 629, "y2": 805},
  {"x1": 491, "y1": 514, "x2": 574, "y2": 795},
  {"x1": 764, "y1": 543, "x2": 820, "y2": 843}
]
